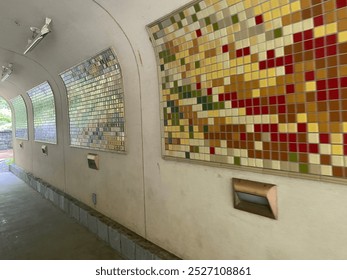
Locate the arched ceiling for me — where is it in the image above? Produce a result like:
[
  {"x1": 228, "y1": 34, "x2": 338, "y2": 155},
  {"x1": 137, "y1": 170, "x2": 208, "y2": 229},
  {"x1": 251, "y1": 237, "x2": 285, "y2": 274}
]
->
[
  {"x1": 0, "y1": 0, "x2": 191, "y2": 103},
  {"x1": 0, "y1": 0, "x2": 139, "y2": 101}
]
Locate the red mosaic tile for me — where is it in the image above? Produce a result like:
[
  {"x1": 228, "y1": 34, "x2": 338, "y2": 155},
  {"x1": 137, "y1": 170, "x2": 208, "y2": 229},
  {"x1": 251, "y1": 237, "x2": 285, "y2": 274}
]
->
[
  {"x1": 304, "y1": 29, "x2": 314, "y2": 40},
  {"x1": 314, "y1": 15, "x2": 324, "y2": 26},
  {"x1": 255, "y1": 15, "x2": 264, "y2": 25},
  {"x1": 289, "y1": 143, "x2": 298, "y2": 152},
  {"x1": 299, "y1": 143, "x2": 308, "y2": 153},
  {"x1": 298, "y1": 123, "x2": 307, "y2": 132},
  {"x1": 305, "y1": 71, "x2": 315, "y2": 81},
  {"x1": 309, "y1": 143, "x2": 319, "y2": 153},
  {"x1": 314, "y1": 38, "x2": 324, "y2": 49},
  {"x1": 315, "y1": 47, "x2": 325, "y2": 58},
  {"x1": 337, "y1": 0, "x2": 347, "y2": 9},
  {"x1": 222, "y1": 44, "x2": 229, "y2": 53},
  {"x1": 293, "y1": 32, "x2": 303, "y2": 43},
  {"x1": 196, "y1": 29, "x2": 202, "y2": 37},
  {"x1": 320, "y1": 133, "x2": 330, "y2": 143},
  {"x1": 278, "y1": 105, "x2": 286, "y2": 113}
]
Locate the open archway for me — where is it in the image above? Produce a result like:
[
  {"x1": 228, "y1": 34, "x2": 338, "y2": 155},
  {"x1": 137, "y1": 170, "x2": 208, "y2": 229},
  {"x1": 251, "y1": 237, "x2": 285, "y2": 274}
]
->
[{"x1": 0, "y1": 96, "x2": 13, "y2": 171}]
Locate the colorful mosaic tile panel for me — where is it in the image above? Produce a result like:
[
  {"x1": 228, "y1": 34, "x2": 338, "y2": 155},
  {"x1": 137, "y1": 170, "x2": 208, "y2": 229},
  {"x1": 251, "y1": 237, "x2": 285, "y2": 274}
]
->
[
  {"x1": 149, "y1": 0, "x2": 347, "y2": 179},
  {"x1": 10, "y1": 95, "x2": 28, "y2": 140},
  {"x1": 60, "y1": 48, "x2": 125, "y2": 152},
  {"x1": 27, "y1": 82, "x2": 57, "y2": 144}
]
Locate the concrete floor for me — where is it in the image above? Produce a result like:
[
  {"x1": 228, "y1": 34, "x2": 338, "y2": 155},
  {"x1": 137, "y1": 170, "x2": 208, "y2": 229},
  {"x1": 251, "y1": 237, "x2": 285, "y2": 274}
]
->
[{"x1": 0, "y1": 172, "x2": 123, "y2": 260}]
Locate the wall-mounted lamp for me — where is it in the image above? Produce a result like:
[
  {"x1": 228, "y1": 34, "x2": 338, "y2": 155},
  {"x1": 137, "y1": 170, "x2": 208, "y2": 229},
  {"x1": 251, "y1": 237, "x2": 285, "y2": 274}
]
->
[
  {"x1": 87, "y1": 153, "x2": 99, "y2": 170},
  {"x1": 232, "y1": 178, "x2": 278, "y2": 219},
  {"x1": 1, "y1": 63, "x2": 13, "y2": 82},
  {"x1": 24, "y1": 17, "x2": 52, "y2": 54},
  {"x1": 41, "y1": 145, "x2": 48, "y2": 156}
]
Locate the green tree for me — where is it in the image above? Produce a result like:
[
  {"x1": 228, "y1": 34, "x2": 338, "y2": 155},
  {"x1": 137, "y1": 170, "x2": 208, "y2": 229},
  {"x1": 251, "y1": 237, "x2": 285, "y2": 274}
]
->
[{"x1": 0, "y1": 97, "x2": 12, "y2": 131}]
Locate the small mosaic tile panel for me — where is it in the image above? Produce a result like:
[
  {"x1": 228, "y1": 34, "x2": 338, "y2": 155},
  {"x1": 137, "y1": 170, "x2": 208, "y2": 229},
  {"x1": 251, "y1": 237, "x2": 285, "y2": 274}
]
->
[
  {"x1": 60, "y1": 48, "x2": 125, "y2": 152},
  {"x1": 10, "y1": 95, "x2": 28, "y2": 140},
  {"x1": 149, "y1": 0, "x2": 347, "y2": 179},
  {"x1": 27, "y1": 82, "x2": 57, "y2": 144}
]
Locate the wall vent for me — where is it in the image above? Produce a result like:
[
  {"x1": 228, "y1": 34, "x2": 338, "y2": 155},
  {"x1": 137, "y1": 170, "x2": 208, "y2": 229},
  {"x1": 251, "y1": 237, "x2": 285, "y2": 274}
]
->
[
  {"x1": 87, "y1": 153, "x2": 99, "y2": 170},
  {"x1": 232, "y1": 178, "x2": 278, "y2": 219},
  {"x1": 41, "y1": 145, "x2": 48, "y2": 156}
]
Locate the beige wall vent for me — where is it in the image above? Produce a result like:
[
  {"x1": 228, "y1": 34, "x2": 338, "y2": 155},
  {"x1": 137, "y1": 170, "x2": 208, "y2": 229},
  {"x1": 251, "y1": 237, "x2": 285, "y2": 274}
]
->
[
  {"x1": 232, "y1": 178, "x2": 278, "y2": 219},
  {"x1": 41, "y1": 145, "x2": 48, "y2": 156},
  {"x1": 87, "y1": 153, "x2": 99, "y2": 170}
]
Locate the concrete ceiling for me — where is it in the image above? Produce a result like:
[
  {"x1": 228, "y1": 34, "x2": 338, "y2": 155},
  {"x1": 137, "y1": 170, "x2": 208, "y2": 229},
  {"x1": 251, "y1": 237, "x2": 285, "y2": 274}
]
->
[
  {"x1": 0, "y1": 0, "x2": 132, "y2": 101},
  {"x1": 0, "y1": 0, "x2": 191, "y2": 103}
]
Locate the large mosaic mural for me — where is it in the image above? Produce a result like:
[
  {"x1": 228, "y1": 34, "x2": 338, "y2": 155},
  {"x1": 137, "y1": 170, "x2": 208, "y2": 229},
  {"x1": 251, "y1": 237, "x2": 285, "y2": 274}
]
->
[
  {"x1": 27, "y1": 82, "x2": 57, "y2": 143},
  {"x1": 60, "y1": 48, "x2": 125, "y2": 152},
  {"x1": 11, "y1": 95, "x2": 28, "y2": 140},
  {"x1": 149, "y1": 0, "x2": 347, "y2": 178}
]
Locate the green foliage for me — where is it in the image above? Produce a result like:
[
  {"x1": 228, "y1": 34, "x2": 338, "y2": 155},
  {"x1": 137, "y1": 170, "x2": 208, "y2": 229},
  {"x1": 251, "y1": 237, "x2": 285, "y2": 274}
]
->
[
  {"x1": 5, "y1": 158, "x2": 14, "y2": 165},
  {"x1": 0, "y1": 97, "x2": 12, "y2": 131}
]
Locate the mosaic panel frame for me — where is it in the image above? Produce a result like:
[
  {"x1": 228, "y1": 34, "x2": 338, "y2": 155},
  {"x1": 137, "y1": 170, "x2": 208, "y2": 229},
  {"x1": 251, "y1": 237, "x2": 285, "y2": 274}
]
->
[
  {"x1": 27, "y1": 81, "x2": 57, "y2": 144},
  {"x1": 10, "y1": 95, "x2": 29, "y2": 140},
  {"x1": 148, "y1": 0, "x2": 347, "y2": 180},
  {"x1": 60, "y1": 48, "x2": 126, "y2": 153}
]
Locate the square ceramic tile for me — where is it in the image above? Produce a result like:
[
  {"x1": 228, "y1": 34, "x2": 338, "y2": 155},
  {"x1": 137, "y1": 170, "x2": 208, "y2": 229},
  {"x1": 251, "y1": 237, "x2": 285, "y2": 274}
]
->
[
  {"x1": 60, "y1": 48, "x2": 125, "y2": 152},
  {"x1": 148, "y1": 0, "x2": 347, "y2": 179}
]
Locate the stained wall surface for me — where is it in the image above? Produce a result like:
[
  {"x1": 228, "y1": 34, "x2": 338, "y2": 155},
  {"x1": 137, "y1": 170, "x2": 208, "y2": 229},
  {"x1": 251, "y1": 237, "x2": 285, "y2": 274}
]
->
[{"x1": 1, "y1": 0, "x2": 347, "y2": 260}]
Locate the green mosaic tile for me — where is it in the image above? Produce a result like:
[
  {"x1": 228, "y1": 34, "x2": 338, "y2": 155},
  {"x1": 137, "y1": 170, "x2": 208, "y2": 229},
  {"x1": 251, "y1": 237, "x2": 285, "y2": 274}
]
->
[
  {"x1": 205, "y1": 17, "x2": 211, "y2": 26},
  {"x1": 234, "y1": 157, "x2": 241, "y2": 166},
  {"x1": 289, "y1": 153, "x2": 298, "y2": 162},
  {"x1": 232, "y1": 14, "x2": 239, "y2": 24},
  {"x1": 194, "y1": 3, "x2": 201, "y2": 13},
  {"x1": 274, "y1": 28, "x2": 283, "y2": 38},
  {"x1": 213, "y1": 22, "x2": 219, "y2": 31},
  {"x1": 299, "y1": 164, "x2": 309, "y2": 174}
]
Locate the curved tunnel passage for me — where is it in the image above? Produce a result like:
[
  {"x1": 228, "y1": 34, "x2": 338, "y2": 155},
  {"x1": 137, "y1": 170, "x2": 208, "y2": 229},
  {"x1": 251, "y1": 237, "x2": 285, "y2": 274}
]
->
[{"x1": 1, "y1": 0, "x2": 347, "y2": 260}]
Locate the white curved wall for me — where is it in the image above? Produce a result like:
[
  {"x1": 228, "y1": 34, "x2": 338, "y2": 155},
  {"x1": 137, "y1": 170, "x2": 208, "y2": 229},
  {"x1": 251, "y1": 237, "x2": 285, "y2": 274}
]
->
[{"x1": 1, "y1": 0, "x2": 347, "y2": 259}]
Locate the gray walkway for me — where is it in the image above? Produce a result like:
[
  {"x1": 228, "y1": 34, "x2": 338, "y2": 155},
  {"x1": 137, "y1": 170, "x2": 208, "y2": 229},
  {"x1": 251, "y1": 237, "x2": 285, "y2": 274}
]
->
[{"x1": 0, "y1": 172, "x2": 122, "y2": 260}]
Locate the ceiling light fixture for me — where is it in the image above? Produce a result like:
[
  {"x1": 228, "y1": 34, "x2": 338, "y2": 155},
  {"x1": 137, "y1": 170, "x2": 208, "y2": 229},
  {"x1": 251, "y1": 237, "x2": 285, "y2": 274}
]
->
[
  {"x1": 1, "y1": 63, "x2": 13, "y2": 82},
  {"x1": 23, "y1": 17, "x2": 52, "y2": 54}
]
